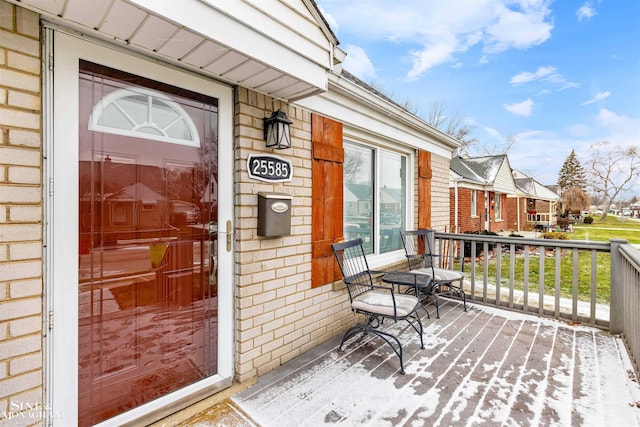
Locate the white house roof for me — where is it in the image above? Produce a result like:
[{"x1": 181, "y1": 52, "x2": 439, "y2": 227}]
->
[
  {"x1": 450, "y1": 155, "x2": 517, "y2": 194},
  {"x1": 513, "y1": 169, "x2": 560, "y2": 201},
  {"x1": 14, "y1": 0, "x2": 340, "y2": 101}
]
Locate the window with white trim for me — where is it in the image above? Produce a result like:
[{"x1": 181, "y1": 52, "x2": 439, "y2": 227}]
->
[
  {"x1": 89, "y1": 87, "x2": 200, "y2": 147},
  {"x1": 495, "y1": 192, "x2": 503, "y2": 220},
  {"x1": 471, "y1": 190, "x2": 477, "y2": 216},
  {"x1": 343, "y1": 141, "x2": 408, "y2": 255}
]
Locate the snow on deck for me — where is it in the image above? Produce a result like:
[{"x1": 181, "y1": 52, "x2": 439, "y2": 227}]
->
[{"x1": 189, "y1": 299, "x2": 640, "y2": 426}]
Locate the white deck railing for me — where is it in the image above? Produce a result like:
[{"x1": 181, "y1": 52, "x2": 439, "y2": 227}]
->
[
  {"x1": 612, "y1": 240, "x2": 640, "y2": 375},
  {"x1": 432, "y1": 232, "x2": 640, "y2": 374}
]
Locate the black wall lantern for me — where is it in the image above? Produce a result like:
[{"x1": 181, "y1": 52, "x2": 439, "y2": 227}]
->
[{"x1": 264, "y1": 109, "x2": 293, "y2": 149}]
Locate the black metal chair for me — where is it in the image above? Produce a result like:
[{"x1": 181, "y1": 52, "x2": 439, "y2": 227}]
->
[
  {"x1": 400, "y1": 229, "x2": 467, "y2": 314},
  {"x1": 332, "y1": 238, "x2": 424, "y2": 374}
]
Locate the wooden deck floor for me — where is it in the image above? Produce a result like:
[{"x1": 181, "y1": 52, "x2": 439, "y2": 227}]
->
[{"x1": 185, "y1": 299, "x2": 640, "y2": 426}]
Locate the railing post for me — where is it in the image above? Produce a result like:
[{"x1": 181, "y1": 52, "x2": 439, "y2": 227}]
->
[{"x1": 609, "y1": 238, "x2": 627, "y2": 334}]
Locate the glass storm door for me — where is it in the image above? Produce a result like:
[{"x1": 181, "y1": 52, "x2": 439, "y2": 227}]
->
[{"x1": 77, "y1": 63, "x2": 220, "y2": 426}]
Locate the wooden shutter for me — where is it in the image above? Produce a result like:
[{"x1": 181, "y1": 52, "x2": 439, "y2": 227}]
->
[
  {"x1": 418, "y1": 150, "x2": 432, "y2": 229},
  {"x1": 311, "y1": 114, "x2": 344, "y2": 287}
]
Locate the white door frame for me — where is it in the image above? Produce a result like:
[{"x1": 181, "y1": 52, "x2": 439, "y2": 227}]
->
[{"x1": 44, "y1": 29, "x2": 234, "y2": 426}]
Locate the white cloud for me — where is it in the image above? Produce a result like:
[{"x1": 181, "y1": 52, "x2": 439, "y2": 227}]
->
[
  {"x1": 569, "y1": 123, "x2": 590, "y2": 136},
  {"x1": 577, "y1": 2, "x2": 597, "y2": 21},
  {"x1": 316, "y1": 5, "x2": 339, "y2": 32},
  {"x1": 343, "y1": 45, "x2": 377, "y2": 81},
  {"x1": 407, "y1": 43, "x2": 455, "y2": 80},
  {"x1": 504, "y1": 98, "x2": 534, "y2": 116},
  {"x1": 514, "y1": 129, "x2": 544, "y2": 140},
  {"x1": 484, "y1": 126, "x2": 503, "y2": 140},
  {"x1": 595, "y1": 109, "x2": 640, "y2": 140},
  {"x1": 509, "y1": 65, "x2": 580, "y2": 91},
  {"x1": 510, "y1": 66, "x2": 557, "y2": 84},
  {"x1": 317, "y1": 0, "x2": 554, "y2": 80},
  {"x1": 558, "y1": 82, "x2": 581, "y2": 91},
  {"x1": 484, "y1": 2, "x2": 553, "y2": 53},
  {"x1": 509, "y1": 65, "x2": 580, "y2": 94},
  {"x1": 580, "y1": 91, "x2": 610, "y2": 105}
]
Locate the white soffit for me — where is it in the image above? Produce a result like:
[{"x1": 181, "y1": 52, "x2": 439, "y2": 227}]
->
[{"x1": 15, "y1": 0, "x2": 335, "y2": 101}]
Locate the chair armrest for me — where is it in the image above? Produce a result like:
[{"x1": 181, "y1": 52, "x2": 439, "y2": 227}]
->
[
  {"x1": 368, "y1": 269, "x2": 387, "y2": 277},
  {"x1": 419, "y1": 253, "x2": 440, "y2": 259},
  {"x1": 369, "y1": 283, "x2": 395, "y2": 293}
]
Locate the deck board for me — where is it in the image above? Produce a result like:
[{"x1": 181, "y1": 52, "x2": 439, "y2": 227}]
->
[{"x1": 185, "y1": 299, "x2": 640, "y2": 426}]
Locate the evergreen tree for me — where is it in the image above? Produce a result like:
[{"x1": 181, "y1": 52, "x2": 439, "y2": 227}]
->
[{"x1": 557, "y1": 149, "x2": 587, "y2": 191}]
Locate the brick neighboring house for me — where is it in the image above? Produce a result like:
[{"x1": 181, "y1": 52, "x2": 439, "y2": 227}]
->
[
  {"x1": 512, "y1": 170, "x2": 561, "y2": 230},
  {"x1": 449, "y1": 154, "x2": 561, "y2": 234},
  {"x1": 449, "y1": 155, "x2": 518, "y2": 233},
  {"x1": 0, "y1": 1, "x2": 460, "y2": 425}
]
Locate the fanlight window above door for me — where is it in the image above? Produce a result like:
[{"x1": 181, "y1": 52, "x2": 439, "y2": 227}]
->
[{"x1": 89, "y1": 87, "x2": 200, "y2": 147}]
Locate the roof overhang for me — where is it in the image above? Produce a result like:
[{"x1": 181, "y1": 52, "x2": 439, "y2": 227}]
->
[
  {"x1": 11, "y1": 0, "x2": 338, "y2": 101},
  {"x1": 296, "y1": 71, "x2": 461, "y2": 158}
]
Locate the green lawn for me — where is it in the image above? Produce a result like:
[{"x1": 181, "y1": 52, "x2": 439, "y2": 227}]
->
[
  {"x1": 463, "y1": 250, "x2": 611, "y2": 304},
  {"x1": 571, "y1": 215, "x2": 640, "y2": 244},
  {"x1": 456, "y1": 215, "x2": 638, "y2": 305},
  {"x1": 456, "y1": 215, "x2": 640, "y2": 304}
]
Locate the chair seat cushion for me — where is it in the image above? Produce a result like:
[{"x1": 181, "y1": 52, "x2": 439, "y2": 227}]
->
[
  {"x1": 410, "y1": 267, "x2": 464, "y2": 282},
  {"x1": 352, "y1": 291, "x2": 418, "y2": 317}
]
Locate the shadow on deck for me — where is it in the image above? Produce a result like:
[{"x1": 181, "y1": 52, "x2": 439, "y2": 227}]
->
[{"x1": 183, "y1": 299, "x2": 640, "y2": 426}]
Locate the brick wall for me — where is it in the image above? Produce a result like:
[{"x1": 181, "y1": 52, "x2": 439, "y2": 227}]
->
[
  {"x1": 504, "y1": 197, "x2": 526, "y2": 232},
  {"x1": 451, "y1": 187, "x2": 484, "y2": 233},
  {"x1": 233, "y1": 87, "x2": 353, "y2": 382},
  {"x1": 233, "y1": 90, "x2": 455, "y2": 382},
  {"x1": 0, "y1": 1, "x2": 44, "y2": 418}
]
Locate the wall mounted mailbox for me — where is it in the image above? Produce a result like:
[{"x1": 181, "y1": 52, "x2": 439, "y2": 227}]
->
[{"x1": 257, "y1": 192, "x2": 293, "y2": 237}]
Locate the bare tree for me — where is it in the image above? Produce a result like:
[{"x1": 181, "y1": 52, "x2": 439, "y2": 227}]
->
[
  {"x1": 426, "y1": 99, "x2": 477, "y2": 153},
  {"x1": 354, "y1": 78, "x2": 478, "y2": 153},
  {"x1": 586, "y1": 142, "x2": 640, "y2": 218},
  {"x1": 480, "y1": 134, "x2": 518, "y2": 156},
  {"x1": 427, "y1": 99, "x2": 447, "y2": 128},
  {"x1": 589, "y1": 192, "x2": 604, "y2": 208},
  {"x1": 344, "y1": 146, "x2": 365, "y2": 183}
]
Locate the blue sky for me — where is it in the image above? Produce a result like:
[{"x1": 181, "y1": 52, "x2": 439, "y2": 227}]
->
[{"x1": 316, "y1": 0, "x2": 640, "y2": 196}]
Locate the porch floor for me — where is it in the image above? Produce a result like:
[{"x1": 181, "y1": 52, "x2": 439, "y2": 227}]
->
[{"x1": 183, "y1": 299, "x2": 640, "y2": 426}]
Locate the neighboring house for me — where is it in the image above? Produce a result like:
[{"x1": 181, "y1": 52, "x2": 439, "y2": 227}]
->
[
  {"x1": 512, "y1": 170, "x2": 561, "y2": 230},
  {"x1": 0, "y1": 1, "x2": 460, "y2": 426},
  {"x1": 449, "y1": 155, "x2": 518, "y2": 233}
]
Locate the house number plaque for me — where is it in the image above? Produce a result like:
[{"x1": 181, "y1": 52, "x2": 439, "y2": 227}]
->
[{"x1": 247, "y1": 154, "x2": 293, "y2": 182}]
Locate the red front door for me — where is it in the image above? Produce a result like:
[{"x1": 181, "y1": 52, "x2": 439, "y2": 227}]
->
[{"x1": 77, "y1": 62, "x2": 219, "y2": 426}]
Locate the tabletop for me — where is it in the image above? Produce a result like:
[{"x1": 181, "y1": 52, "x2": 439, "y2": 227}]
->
[{"x1": 382, "y1": 271, "x2": 433, "y2": 289}]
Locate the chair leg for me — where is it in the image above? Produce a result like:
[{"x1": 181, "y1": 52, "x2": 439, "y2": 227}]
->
[
  {"x1": 419, "y1": 302, "x2": 430, "y2": 319},
  {"x1": 450, "y1": 281, "x2": 467, "y2": 311},
  {"x1": 373, "y1": 329, "x2": 406, "y2": 374},
  {"x1": 437, "y1": 281, "x2": 467, "y2": 312},
  {"x1": 338, "y1": 316, "x2": 424, "y2": 375},
  {"x1": 422, "y1": 290, "x2": 440, "y2": 319},
  {"x1": 460, "y1": 284, "x2": 467, "y2": 311},
  {"x1": 405, "y1": 313, "x2": 424, "y2": 350},
  {"x1": 433, "y1": 294, "x2": 440, "y2": 318},
  {"x1": 339, "y1": 324, "x2": 368, "y2": 350}
]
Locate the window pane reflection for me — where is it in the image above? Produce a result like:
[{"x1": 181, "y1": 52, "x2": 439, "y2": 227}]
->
[
  {"x1": 78, "y1": 62, "x2": 219, "y2": 427},
  {"x1": 343, "y1": 142, "x2": 407, "y2": 255},
  {"x1": 344, "y1": 144, "x2": 374, "y2": 254},
  {"x1": 379, "y1": 151, "x2": 405, "y2": 253}
]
